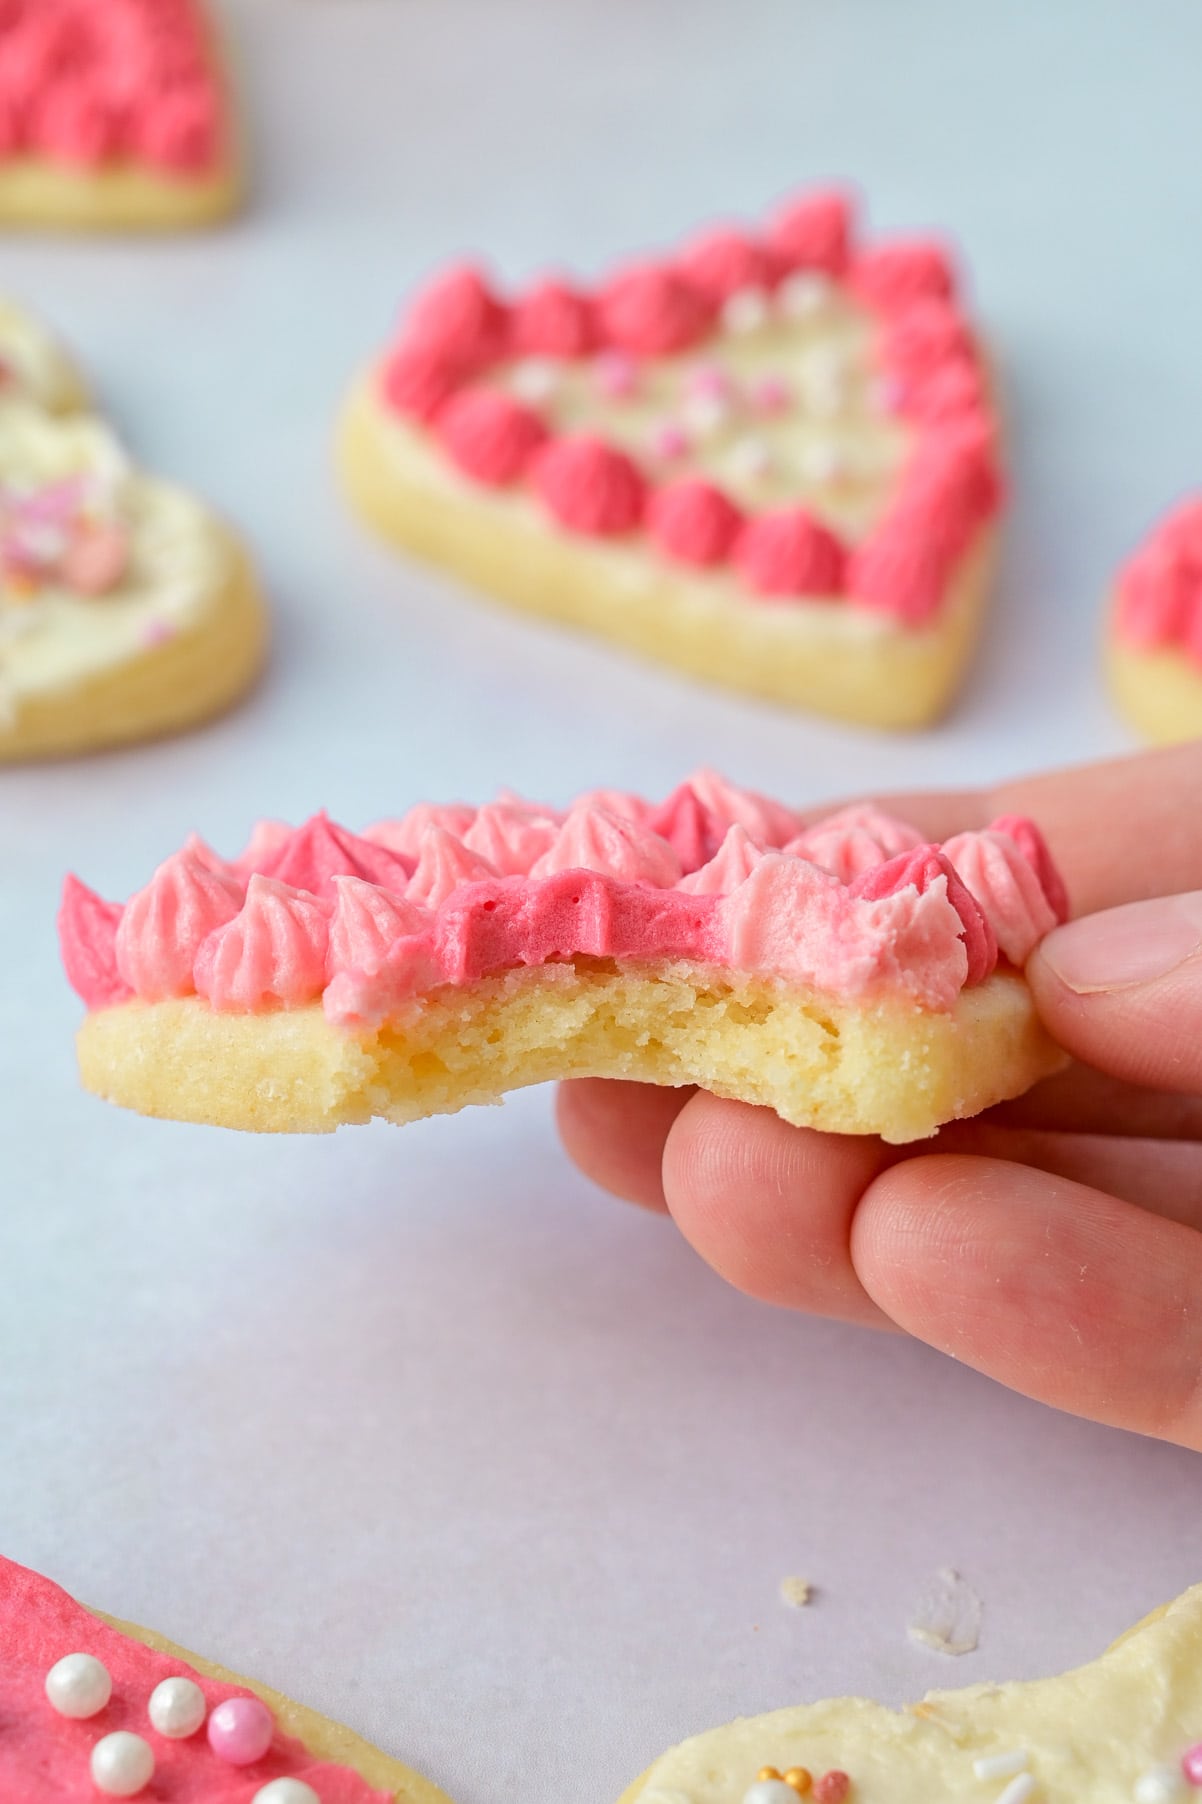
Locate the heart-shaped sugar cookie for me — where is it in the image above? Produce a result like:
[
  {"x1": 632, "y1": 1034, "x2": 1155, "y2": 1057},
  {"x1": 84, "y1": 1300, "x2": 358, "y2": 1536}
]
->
[
  {"x1": 0, "y1": 349, "x2": 265, "y2": 760},
  {"x1": 339, "y1": 190, "x2": 1001, "y2": 729},
  {"x1": 1107, "y1": 494, "x2": 1202, "y2": 743}
]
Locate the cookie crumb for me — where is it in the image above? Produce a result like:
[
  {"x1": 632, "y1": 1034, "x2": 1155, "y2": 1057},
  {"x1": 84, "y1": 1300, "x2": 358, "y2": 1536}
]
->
[
  {"x1": 907, "y1": 1567, "x2": 982, "y2": 1656},
  {"x1": 779, "y1": 1576, "x2": 813, "y2": 1608}
]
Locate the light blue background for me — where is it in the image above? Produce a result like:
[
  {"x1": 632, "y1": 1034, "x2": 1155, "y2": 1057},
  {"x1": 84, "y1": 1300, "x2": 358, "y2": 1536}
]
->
[{"x1": 1, "y1": 5, "x2": 1198, "y2": 1802}]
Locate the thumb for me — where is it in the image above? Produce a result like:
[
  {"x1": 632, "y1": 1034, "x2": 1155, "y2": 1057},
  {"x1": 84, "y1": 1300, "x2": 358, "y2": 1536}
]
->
[{"x1": 1028, "y1": 892, "x2": 1202, "y2": 1093}]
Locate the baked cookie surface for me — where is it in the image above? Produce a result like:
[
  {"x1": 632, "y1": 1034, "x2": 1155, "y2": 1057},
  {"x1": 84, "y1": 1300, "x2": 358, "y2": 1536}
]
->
[
  {"x1": 339, "y1": 190, "x2": 1001, "y2": 728},
  {"x1": 63, "y1": 774, "x2": 1068, "y2": 1143},
  {"x1": 0, "y1": 1551, "x2": 452, "y2": 1801},
  {"x1": 0, "y1": 396, "x2": 266, "y2": 760},
  {"x1": 1107, "y1": 496, "x2": 1202, "y2": 743},
  {"x1": 619, "y1": 1585, "x2": 1202, "y2": 1804},
  {"x1": 0, "y1": 0, "x2": 240, "y2": 231}
]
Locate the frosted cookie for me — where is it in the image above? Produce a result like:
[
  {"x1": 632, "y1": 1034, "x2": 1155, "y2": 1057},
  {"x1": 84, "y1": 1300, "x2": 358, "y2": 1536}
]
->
[
  {"x1": 0, "y1": 1551, "x2": 451, "y2": 1802},
  {"x1": 0, "y1": 400, "x2": 266, "y2": 760},
  {"x1": 0, "y1": 297, "x2": 87, "y2": 412},
  {"x1": 1107, "y1": 496, "x2": 1202, "y2": 743},
  {"x1": 338, "y1": 189, "x2": 1001, "y2": 729},
  {"x1": 0, "y1": 0, "x2": 240, "y2": 232},
  {"x1": 619, "y1": 1584, "x2": 1202, "y2": 1804},
  {"x1": 62, "y1": 773, "x2": 1068, "y2": 1143}
]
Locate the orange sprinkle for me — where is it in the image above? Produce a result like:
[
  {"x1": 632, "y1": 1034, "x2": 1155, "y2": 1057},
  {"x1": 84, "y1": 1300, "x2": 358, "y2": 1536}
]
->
[
  {"x1": 784, "y1": 1769, "x2": 813, "y2": 1794},
  {"x1": 757, "y1": 1768, "x2": 783, "y2": 1784}
]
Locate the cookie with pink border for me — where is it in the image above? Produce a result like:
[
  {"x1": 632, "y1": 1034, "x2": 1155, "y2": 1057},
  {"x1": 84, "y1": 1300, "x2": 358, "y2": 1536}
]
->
[
  {"x1": 1107, "y1": 494, "x2": 1202, "y2": 742},
  {"x1": 0, "y1": 1551, "x2": 451, "y2": 1802},
  {"x1": 0, "y1": 0, "x2": 240, "y2": 231},
  {"x1": 338, "y1": 189, "x2": 1001, "y2": 729}
]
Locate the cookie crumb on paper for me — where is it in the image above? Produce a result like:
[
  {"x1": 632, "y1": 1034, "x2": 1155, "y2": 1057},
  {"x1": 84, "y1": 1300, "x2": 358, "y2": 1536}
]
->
[
  {"x1": 779, "y1": 1576, "x2": 813, "y2": 1608},
  {"x1": 907, "y1": 1566, "x2": 982, "y2": 1656}
]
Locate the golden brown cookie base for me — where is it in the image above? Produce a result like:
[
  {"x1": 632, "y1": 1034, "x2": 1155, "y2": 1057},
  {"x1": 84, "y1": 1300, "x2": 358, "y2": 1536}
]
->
[
  {"x1": 336, "y1": 375, "x2": 995, "y2": 731},
  {"x1": 76, "y1": 962, "x2": 1064, "y2": 1145}
]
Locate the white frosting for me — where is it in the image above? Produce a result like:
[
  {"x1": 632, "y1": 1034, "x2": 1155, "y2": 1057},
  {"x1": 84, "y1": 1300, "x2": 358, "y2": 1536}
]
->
[
  {"x1": 626, "y1": 1586, "x2": 1202, "y2": 1804},
  {"x1": 0, "y1": 299, "x2": 82, "y2": 413},
  {"x1": 0, "y1": 402, "x2": 230, "y2": 725},
  {"x1": 494, "y1": 288, "x2": 908, "y2": 538}
]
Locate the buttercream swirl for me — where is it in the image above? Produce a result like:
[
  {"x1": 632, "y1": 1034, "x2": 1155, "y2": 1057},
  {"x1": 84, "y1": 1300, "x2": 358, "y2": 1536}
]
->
[{"x1": 61, "y1": 780, "x2": 1068, "y2": 1025}]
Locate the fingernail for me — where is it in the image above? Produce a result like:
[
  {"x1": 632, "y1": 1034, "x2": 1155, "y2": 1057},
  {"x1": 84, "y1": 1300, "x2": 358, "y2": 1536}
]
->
[{"x1": 1039, "y1": 892, "x2": 1202, "y2": 993}]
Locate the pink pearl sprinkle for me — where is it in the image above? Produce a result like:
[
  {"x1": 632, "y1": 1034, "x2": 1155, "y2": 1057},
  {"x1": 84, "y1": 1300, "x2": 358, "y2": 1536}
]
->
[
  {"x1": 752, "y1": 375, "x2": 792, "y2": 415},
  {"x1": 594, "y1": 352, "x2": 638, "y2": 399},
  {"x1": 206, "y1": 1696, "x2": 274, "y2": 1766},
  {"x1": 1181, "y1": 1744, "x2": 1202, "y2": 1784},
  {"x1": 651, "y1": 423, "x2": 690, "y2": 461},
  {"x1": 685, "y1": 364, "x2": 732, "y2": 402},
  {"x1": 813, "y1": 1773, "x2": 850, "y2": 1804}
]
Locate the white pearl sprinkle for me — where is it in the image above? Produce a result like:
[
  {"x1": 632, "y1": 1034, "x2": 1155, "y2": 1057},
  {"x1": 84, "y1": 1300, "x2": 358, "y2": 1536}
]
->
[
  {"x1": 727, "y1": 437, "x2": 775, "y2": 483},
  {"x1": 510, "y1": 359, "x2": 559, "y2": 405},
  {"x1": 252, "y1": 1780, "x2": 323, "y2": 1804},
  {"x1": 90, "y1": 1730, "x2": 155, "y2": 1797},
  {"x1": 776, "y1": 271, "x2": 835, "y2": 319},
  {"x1": 741, "y1": 1783, "x2": 798, "y2": 1804},
  {"x1": 147, "y1": 1675, "x2": 207, "y2": 1738},
  {"x1": 995, "y1": 1775, "x2": 1037, "y2": 1804},
  {"x1": 1135, "y1": 1768, "x2": 1188, "y2": 1804},
  {"x1": 972, "y1": 1749, "x2": 1029, "y2": 1782},
  {"x1": 721, "y1": 288, "x2": 770, "y2": 336},
  {"x1": 44, "y1": 1651, "x2": 112, "y2": 1719},
  {"x1": 682, "y1": 392, "x2": 732, "y2": 437}
]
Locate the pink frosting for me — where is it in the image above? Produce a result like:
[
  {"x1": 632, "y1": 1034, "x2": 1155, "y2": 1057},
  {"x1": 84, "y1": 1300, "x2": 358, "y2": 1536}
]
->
[
  {"x1": 848, "y1": 425, "x2": 1000, "y2": 625},
  {"x1": 257, "y1": 813, "x2": 414, "y2": 899},
  {"x1": 941, "y1": 830, "x2": 1058, "y2": 965},
  {"x1": 403, "y1": 263, "x2": 508, "y2": 364},
  {"x1": 787, "y1": 804, "x2": 926, "y2": 882},
  {"x1": 58, "y1": 875, "x2": 132, "y2": 1010},
  {"x1": 0, "y1": 1552, "x2": 392, "y2": 1802},
  {"x1": 720, "y1": 853, "x2": 972, "y2": 1010},
  {"x1": 734, "y1": 509, "x2": 847, "y2": 597},
  {"x1": 768, "y1": 188, "x2": 854, "y2": 275},
  {"x1": 62, "y1": 787, "x2": 1068, "y2": 1024},
  {"x1": 328, "y1": 876, "x2": 428, "y2": 980},
  {"x1": 511, "y1": 280, "x2": 597, "y2": 357},
  {"x1": 364, "y1": 802, "x2": 478, "y2": 859},
  {"x1": 193, "y1": 876, "x2": 331, "y2": 1011},
  {"x1": 530, "y1": 803, "x2": 682, "y2": 887},
  {"x1": 380, "y1": 341, "x2": 468, "y2": 423},
  {"x1": 115, "y1": 850, "x2": 243, "y2": 999},
  {"x1": 851, "y1": 239, "x2": 958, "y2": 311},
  {"x1": 597, "y1": 263, "x2": 713, "y2": 356},
  {"x1": 462, "y1": 801, "x2": 561, "y2": 874},
  {"x1": 1114, "y1": 497, "x2": 1202, "y2": 664},
  {"x1": 678, "y1": 228, "x2": 778, "y2": 304},
  {"x1": 648, "y1": 478, "x2": 745, "y2": 568},
  {"x1": 0, "y1": 0, "x2": 223, "y2": 175},
  {"x1": 851, "y1": 846, "x2": 997, "y2": 985},
  {"x1": 677, "y1": 823, "x2": 765, "y2": 894},
  {"x1": 532, "y1": 435, "x2": 647, "y2": 535},
  {"x1": 436, "y1": 388, "x2": 548, "y2": 486},
  {"x1": 644, "y1": 782, "x2": 731, "y2": 871},
  {"x1": 406, "y1": 828, "x2": 499, "y2": 911}
]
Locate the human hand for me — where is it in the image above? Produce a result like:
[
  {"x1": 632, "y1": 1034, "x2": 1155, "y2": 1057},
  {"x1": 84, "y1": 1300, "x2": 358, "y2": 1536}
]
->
[{"x1": 557, "y1": 741, "x2": 1202, "y2": 1450}]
